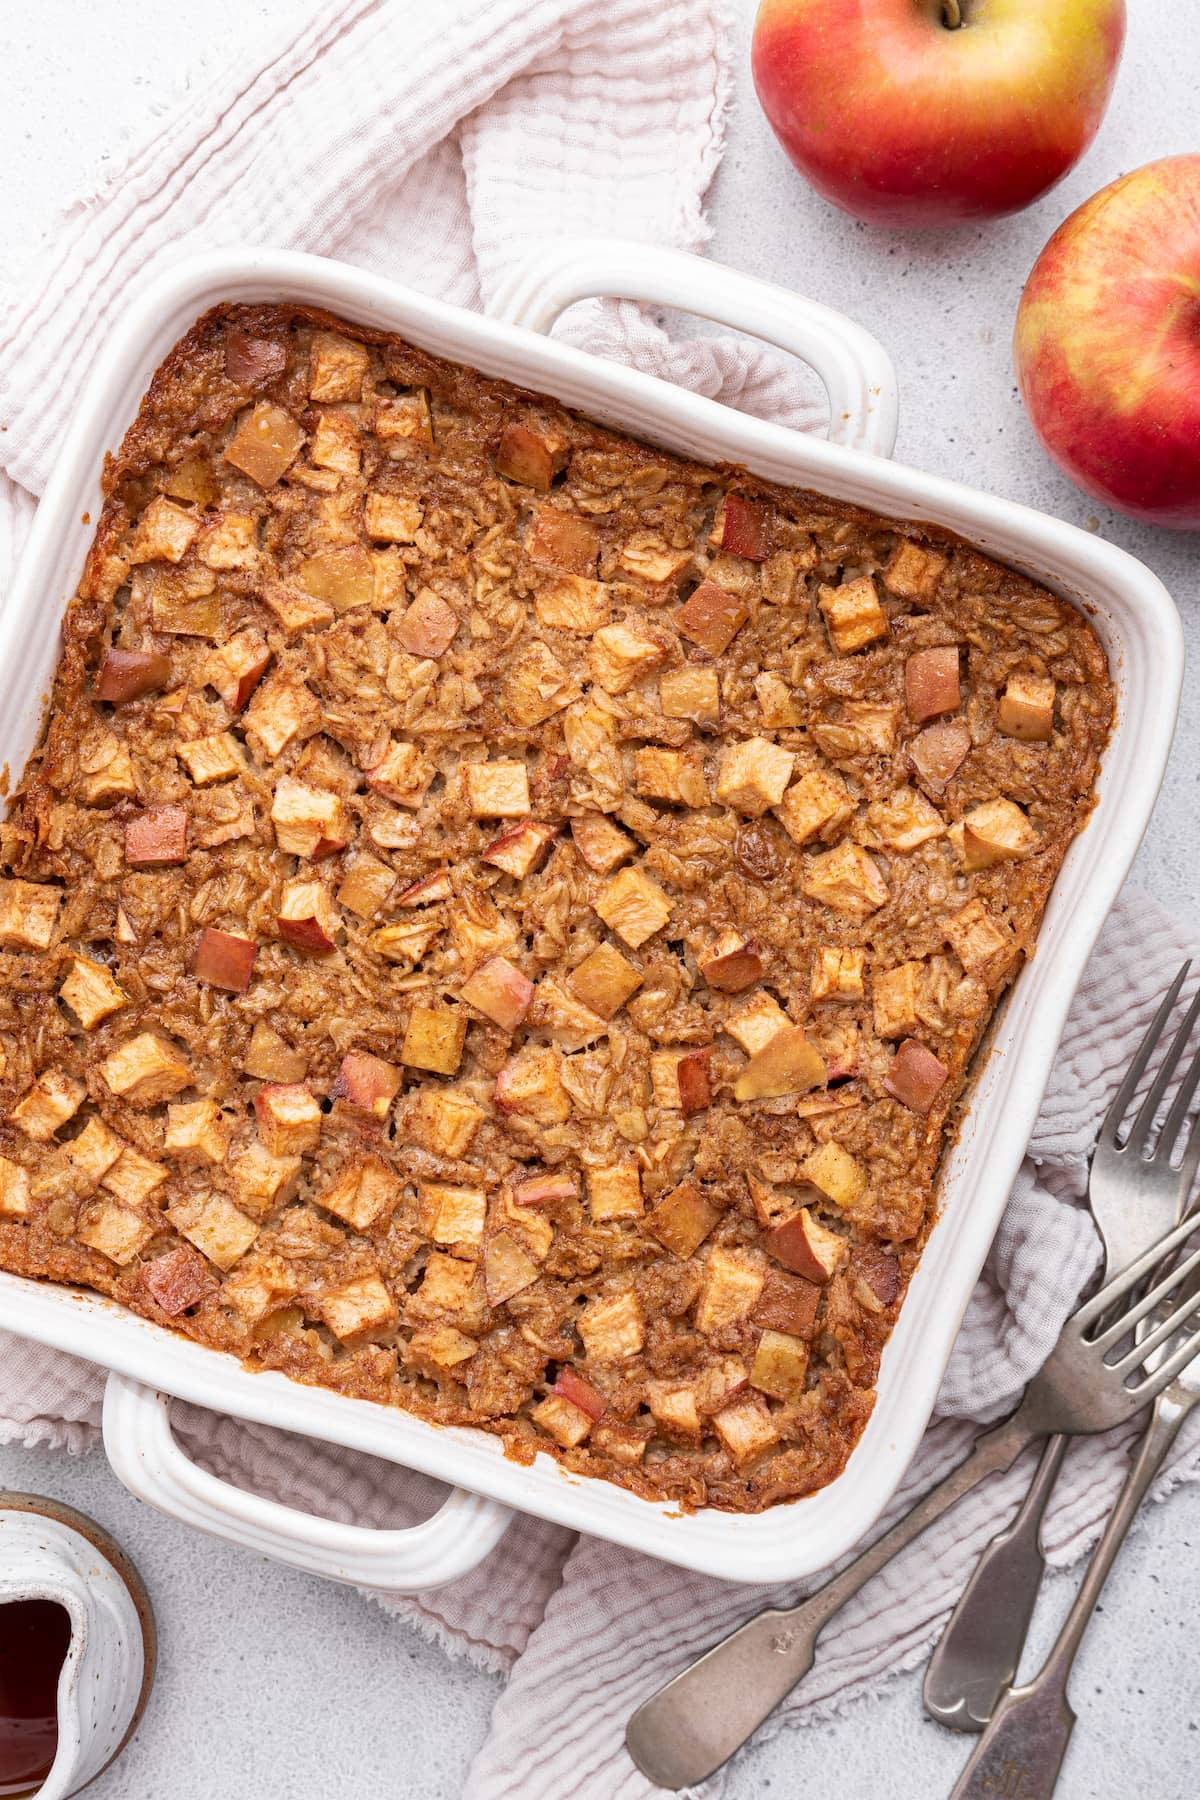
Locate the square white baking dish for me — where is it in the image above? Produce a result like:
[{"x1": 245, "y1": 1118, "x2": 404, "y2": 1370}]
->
[{"x1": 0, "y1": 241, "x2": 1182, "y2": 1591}]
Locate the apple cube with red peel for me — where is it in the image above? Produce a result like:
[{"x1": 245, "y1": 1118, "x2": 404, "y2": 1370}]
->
[
  {"x1": 101, "y1": 1033, "x2": 192, "y2": 1105},
  {"x1": 143, "y1": 1246, "x2": 216, "y2": 1317},
  {"x1": 578, "y1": 1291, "x2": 644, "y2": 1362},
  {"x1": 586, "y1": 1162, "x2": 642, "y2": 1221},
  {"x1": 402, "y1": 1004, "x2": 467, "y2": 1076},
  {"x1": 751, "y1": 1329, "x2": 810, "y2": 1402},
  {"x1": 569, "y1": 943, "x2": 642, "y2": 1018},
  {"x1": 512, "y1": 1170, "x2": 579, "y2": 1208},
  {"x1": 204, "y1": 630, "x2": 271, "y2": 712},
  {"x1": 366, "y1": 740, "x2": 435, "y2": 809},
  {"x1": 712, "y1": 1396, "x2": 780, "y2": 1467},
  {"x1": 493, "y1": 1046, "x2": 570, "y2": 1123},
  {"x1": 905, "y1": 646, "x2": 961, "y2": 723},
  {"x1": 958, "y1": 798, "x2": 1037, "y2": 868},
  {"x1": 464, "y1": 761, "x2": 531, "y2": 819},
  {"x1": 124, "y1": 805, "x2": 188, "y2": 868},
  {"x1": 699, "y1": 931, "x2": 764, "y2": 994},
  {"x1": 855, "y1": 1244, "x2": 902, "y2": 1307},
  {"x1": 394, "y1": 588, "x2": 460, "y2": 657},
  {"x1": 495, "y1": 421, "x2": 568, "y2": 491},
  {"x1": 649, "y1": 1048, "x2": 712, "y2": 1115},
  {"x1": 676, "y1": 579, "x2": 748, "y2": 655},
  {"x1": 734, "y1": 1027, "x2": 826, "y2": 1102},
  {"x1": 461, "y1": 956, "x2": 535, "y2": 1032},
  {"x1": 716, "y1": 737, "x2": 794, "y2": 816},
  {"x1": 10, "y1": 1069, "x2": 86, "y2": 1142},
  {"x1": 553, "y1": 1366, "x2": 609, "y2": 1422},
  {"x1": 659, "y1": 666, "x2": 721, "y2": 726},
  {"x1": 695, "y1": 1247, "x2": 765, "y2": 1334},
  {"x1": 885, "y1": 1038, "x2": 950, "y2": 1114},
  {"x1": 270, "y1": 779, "x2": 348, "y2": 858},
  {"x1": 531, "y1": 1393, "x2": 594, "y2": 1448},
  {"x1": 803, "y1": 842, "x2": 889, "y2": 919},
  {"x1": 999, "y1": 672, "x2": 1056, "y2": 741},
  {"x1": 802, "y1": 1141, "x2": 867, "y2": 1209},
  {"x1": 645, "y1": 1180, "x2": 721, "y2": 1259},
  {"x1": 224, "y1": 401, "x2": 304, "y2": 486},
  {"x1": 481, "y1": 820, "x2": 556, "y2": 879},
  {"x1": 909, "y1": 718, "x2": 972, "y2": 792},
  {"x1": 774, "y1": 766, "x2": 855, "y2": 847},
  {"x1": 594, "y1": 864, "x2": 671, "y2": 948},
  {"x1": 242, "y1": 1022, "x2": 307, "y2": 1084},
  {"x1": 811, "y1": 945, "x2": 866, "y2": 1002},
  {"x1": 397, "y1": 870, "x2": 454, "y2": 907},
  {"x1": 276, "y1": 881, "x2": 339, "y2": 955},
  {"x1": 945, "y1": 899, "x2": 1011, "y2": 975},
  {"x1": 884, "y1": 540, "x2": 948, "y2": 601},
  {"x1": 753, "y1": 1268, "x2": 821, "y2": 1339},
  {"x1": 570, "y1": 813, "x2": 633, "y2": 874},
  {"x1": 484, "y1": 1231, "x2": 539, "y2": 1304},
  {"x1": 320, "y1": 1273, "x2": 398, "y2": 1343},
  {"x1": 60, "y1": 954, "x2": 129, "y2": 1029},
  {"x1": 0, "y1": 881, "x2": 62, "y2": 952},
  {"x1": 95, "y1": 648, "x2": 171, "y2": 705},
  {"x1": 330, "y1": 1052, "x2": 402, "y2": 1121},
  {"x1": 713, "y1": 493, "x2": 774, "y2": 561},
  {"x1": 527, "y1": 503, "x2": 599, "y2": 574},
  {"x1": 254, "y1": 1083, "x2": 322, "y2": 1156},
  {"x1": 766, "y1": 1207, "x2": 845, "y2": 1283},
  {"x1": 818, "y1": 577, "x2": 889, "y2": 653},
  {"x1": 405, "y1": 1087, "x2": 483, "y2": 1158}
]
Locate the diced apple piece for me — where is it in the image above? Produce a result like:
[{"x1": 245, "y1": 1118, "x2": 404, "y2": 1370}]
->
[
  {"x1": 270, "y1": 778, "x2": 349, "y2": 858},
  {"x1": 578, "y1": 1290, "x2": 644, "y2": 1362},
  {"x1": 364, "y1": 739, "x2": 435, "y2": 810},
  {"x1": 905, "y1": 647, "x2": 961, "y2": 726},
  {"x1": 568, "y1": 942, "x2": 642, "y2": 1020},
  {"x1": 527, "y1": 503, "x2": 599, "y2": 575},
  {"x1": 553, "y1": 1367, "x2": 609, "y2": 1422},
  {"x1": 765, "y1": 1207, "x2": 845, "y2": 1282},
  {"x1": 495, "y1": 421, "x2": 568, "y2": 491},
  {"x1": 0, "y1": 881, "x2": 61, "y2": 951},
  {"x1": 618, "y1": 539, "x2": 693, "y2": 587},
  {"x1": 408, "y1": 1250, "x2": 478, "y2": 1320},
  {"x1": 198, "y1": 511, "x2": 257, "y2": 570},
  {"x1": 163, "y1": 1098, "x2": 230, "y2": 1166},
  {"x1": 394, "y1": 588, "x2": 459, "y2": 657},
  {"x1": 320, "y1": 1272, "x2": 398, "y2": 1342},
  {"x1": 464, "y1": 761, "x2": 530, "y2": 819},
  {"x1": 276, "y1": 880, "x2": 339, "y2": 955},
  {"x1": 59, "y1": 1117, "x2": 122, "y2": 1191},
  {"x1": 299, "y1": 544, "x2": 374, "y2": 613},
  {"x1": 102, "y1": 1147, "x2": 168, "y2": 1206},
  {"x1": 95, "y1": 648, "x2": 170, "y2": 705},
  {"x1": 254, "y1": 1083, "x2": 321, "y2": 1156},
  {"x1": 511, "y1": 1171, "x2": 577, "y2": 1211},
  {"x1": 634, "y1": 746, "x2": 708, "y2": 807},
  {"x1": 570, "y1": 812, "x2": 632, "y2": 874},
  {"x1": 145, "y1": 569, "x2": 221, "y2": 636},
  {"x1": 177, "y1": 732, "x2": 245, "y2": 788},
  {"x1": 481, "y1": 820, "x2": 555, "y2": 879},
  {"x1": 589, "y1": 622, "x2": 667, "y2": 696},
  {"x1": 944, "y1": 899, "x2": 1011, "y2": 975},
  {"x1": 867, "y1": 785, "x2": 947, "y2": 853},
  {"x1": 364, "y1": 493, "x2": 423, "y2": 543},
  {"x1": 375, "y1": 389, "x2": 434, "y2": 449},
  {"x1": 750, "y1": 1329, "x2": 810, "y2": 1402},
  {"x1": 493, "y1": 1046, "x2": 569, "y2": 1123},
  {"x1": 594, "y1": 864, "x2": 671, "y2": 949},
  {"x1": 659, "y1": 666, "x2": 721, "y2": 728},
  {"x1": 204, "y1": 630, "x2": 271, "y2": 712},
  {"x1": 583, "y1": 1161, "x2": 641, "y2": 1222},
  {"x1": 803, "y1": 842, "x2": 889, "y2": 919},
  {"x1": 645, "y1": 1180, "x2": 720, "y2": 1259},
  {"x1": 124, "y1": 805, "x2": 188, "y2": 868},
  {"x1": 959, "y1": 798, "x2": 1037, "y2": 869},
  {"x1": 811, "y1": 946, "x2": 865, "y2": 1002},
  {"x1": 397, "y1": 870, "x2": 453, "y2": 907},
  {"x1": 534, "y1": 573, "x2": 611, "y2": 634},
  {"x1": 143, "y1": 1246, "x2": 216, "y2": 1316},
  {"x1": 504, "y1": 641, "x2": 580, "y2": 727},
  {"x1": 909, "y1": 718, "x2": 972, "y2": 793},
  {"x1": 224, "y1": 401, "x2": 304, "y2": 487},
  {"x1": 308, "y1": 331, "x2": 369, "y2": 401},
  {"x1": 484, "y1": 1231, "x2": 539, "y2": 1304},
  {"x1": 796, "y1": 1088, "x2": 863, "y2": 1121},
  {"x1": 461, "y1": 956, "x2": 535, "y2": 1033},
  {"x1": 855, "y1": 1244, "x2": 902, "y2": 1307},
  {"x1": 128, "y1": 495, "x2": 199, "y2": 565},
  {"x1": 999, "y1": 671, "x2": 1056, "y2": 741},
  {"x1": 330, "y1": 1053, "x2": 401, "y2": 1122},
  {"x1": 406, "y1": 1325, "x2": 477, "y2": 1374},
  {"x1": 698, "y1": 930, "x2": 763, "y2": 994},
  {"x1": 0, "y1": 1156, "x2": 31, "y2": 1218},
  {"x1": 734, "y1": 1027, "x2": 827, "y2": 1102},
  {"x1": 775, "y1": 766, "x2": 855, "y2": 847},
  {"x1": 754, "y1": 670, "x2": 799, "y2": 729},
  {"x1": 753, "y1": 1268, "x2": 821, "y2": 1338},
  {"x1": 884, "y1": 539, "x2": 947, "y2": 601},
  {"x1": 802, "y1": 1141, "x2": 867, "y2": 1209},
  {"x1": 649, "y1": 1048, "x2": 712, "y2": 1115},
  {"x1": 716, "y1": 737, "x2": 794, "y2": 817},
  {"x1": 695, "y1": 1247, "x2": 764, "y2": 1333},
  {"x1": 646, "y1": 1382, "x2": 702, "y2": 1439},
  {"x1": 405, "y1": 1087, "x2": 483, "y2": 1158},
  {"x1": 531, "y1": 1393, "x2": 593, "y2": 1448},
  {"x1": 590, "y1": 1420, "x2": 649, "y2": 1465},
  {"x1": 242, "y1": 1022, "x2": 306, "y2": 1085},
  {"x1": 59, "y1": 955, "x2": 128, "y2": 1029},
  {"x1": 528, "y1": 978, "x2": 607, "y2": 1051},
  {"x1": 712, "y1": 1396, "x2": 780, "y2": 1467},
  {"x1": 10, "y1": 1069, "x2": 86, "y2": 1142},
  {"x1": 725, "y1": 991, "x2": 790, "y2": 1057},
  {"x1": 167, "y1": 1194, "x2": 258, "y2": 1272},
  {"x1": 229, "y1": 1142, "x2": 302, "y2": 1217},
  {"x1": 872, "y1": 961, "x2": 921, "y2": 1039},
  {"x1": 101, "y1": 1033, "x2": 192, "y2": 1105},
  {"x1": 308, "y1": 411, "x2": 361, "y2": 474},
  {"x1": 336, "y1": 854, "x2": 396, "y2": 919},
  {"x1": 77, "y1": 1202, "x2": 155, "y2": 1267},
  {"x1": 885, "y1": 1038, "x2": 950, "y2": 1114},
  {"x1": 420, "y1": 1181, "x2": 487, "y2": 1252},
  {"x1": 818, "y1": 576, "x2": 888, "y2": 653},
  {"x1": 78, "y1": 732, "x2": 137, "y2": 807},
  {"x1": 675, "y1": 579, "x2": 748, "y2": 655},
  {"x1": 402, "y1": 1004, "x2": 467, "y2": 1076},
  {"x1": 713, "y1": 493, "x2": 774, "y2": 561}
]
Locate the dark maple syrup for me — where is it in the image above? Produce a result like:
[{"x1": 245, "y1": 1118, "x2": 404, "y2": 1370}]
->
[{"x1": 0, "y1": 1599, "x2": 71, "y2": 1796}]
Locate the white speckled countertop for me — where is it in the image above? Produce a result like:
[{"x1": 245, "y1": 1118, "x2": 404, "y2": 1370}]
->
[{"x1": 2, "y1": 4, "x2": 1199, "y2": 1796}]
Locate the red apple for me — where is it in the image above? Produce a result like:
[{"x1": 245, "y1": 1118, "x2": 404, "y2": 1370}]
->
[
  {"x1": 1015, "y1": 155, "x2": 1200, "y2": 526},
  {"x1": 751, "y1": 0, "x2": 1125, "y2": 228}
]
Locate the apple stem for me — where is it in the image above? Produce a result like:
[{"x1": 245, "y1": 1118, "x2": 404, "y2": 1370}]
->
[{"x1": 942, "y1": 0, "x2": 962, "y2": 23}]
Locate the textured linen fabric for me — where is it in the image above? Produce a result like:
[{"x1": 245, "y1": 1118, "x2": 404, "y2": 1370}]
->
[{"x1": 0, "y1": 6, "x2": 1197, "y2": 1796}]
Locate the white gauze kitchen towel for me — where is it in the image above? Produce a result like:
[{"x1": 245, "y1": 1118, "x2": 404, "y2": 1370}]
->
[{"x1": 0, "y1": 6, "x2": 1198, "y2": 1797}]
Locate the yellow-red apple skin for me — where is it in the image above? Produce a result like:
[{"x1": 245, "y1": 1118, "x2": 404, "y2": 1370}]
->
[
  {"x1": 751, "y1": 0, "x2": 1124, "y2": 228},
  {"x1": 1016, "y1": 155, "x2": 1200, "y2": 526}
]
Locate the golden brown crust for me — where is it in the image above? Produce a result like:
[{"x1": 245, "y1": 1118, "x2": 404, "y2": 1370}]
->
[{"x1": 0, "y1": 304, "x2": 1112, "y2": 1511}]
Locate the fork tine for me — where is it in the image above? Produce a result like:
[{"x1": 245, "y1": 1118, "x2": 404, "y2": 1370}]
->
[
  {"x1": 1158, "y1": 1023, "x2": 1200, "y2": 1168},
  {"x1": 1091, "y1": 1237, "x2": 1200, "y2": 1351},
  {"x1": 1124, "y1": 978, "x2": 1200, "y2": 1159},
  {"x1": 1113, "y1": 1280, "x2": 1200, "y2": 1374},
  {"x1": 1130, "y1": 1317, "x2": 1200, "y2": 1396},
  {"x1": 1097, "y1": 960, "x2": 1191, "y2": 1151},
  {"x1": 1077, "y1": 1204, "x2": 1200, "y2": 1332}
]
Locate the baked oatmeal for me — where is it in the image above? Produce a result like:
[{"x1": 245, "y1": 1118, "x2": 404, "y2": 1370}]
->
[{"x1": 0, "y1": 305, "x2": 1113, "y2": 1512}]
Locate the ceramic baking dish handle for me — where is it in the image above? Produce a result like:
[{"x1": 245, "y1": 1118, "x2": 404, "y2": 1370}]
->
[
  {"x1": 101, "y1": 1373, "x2": 513, "y2": 1593},
  {"x1": 490, "y1": 237, "x2": 899, "y2": 458}
]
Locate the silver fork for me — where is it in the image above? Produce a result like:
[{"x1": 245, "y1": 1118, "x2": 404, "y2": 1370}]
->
[
  {"x1": 924, "y1": 962, "x2": 1200, "y2": 1730},
  {"x1": 625, "y1": 1205, "x2": 1200, "y2": 1792}
]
